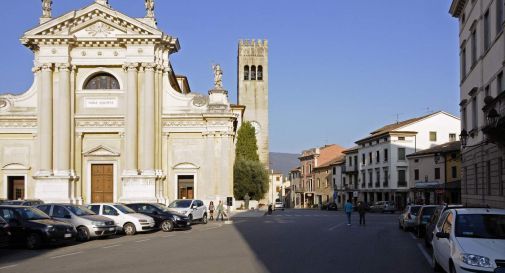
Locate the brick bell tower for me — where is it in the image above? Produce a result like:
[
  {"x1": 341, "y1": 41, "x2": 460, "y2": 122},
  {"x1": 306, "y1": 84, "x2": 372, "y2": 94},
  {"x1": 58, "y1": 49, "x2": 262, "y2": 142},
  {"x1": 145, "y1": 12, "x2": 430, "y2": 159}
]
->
[{"x1": 237, "y1": 39, "x2": 269, "y2": 166}]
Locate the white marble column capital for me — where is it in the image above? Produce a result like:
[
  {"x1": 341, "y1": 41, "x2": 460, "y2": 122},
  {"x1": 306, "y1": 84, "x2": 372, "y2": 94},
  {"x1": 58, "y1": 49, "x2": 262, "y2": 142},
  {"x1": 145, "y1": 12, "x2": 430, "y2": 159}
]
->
[
  {"x1": 123, "y1": 62, "x2": 139, "y2": 72},
  {"x1": 56, "y1": 63, "x2": 71, "y2": 72},
  {"x1": 142, "y1": 63, "x2": 156, "y2": 71},
  {"x1": 41, "y1": 63, "x2": 53, "y2": 71}
]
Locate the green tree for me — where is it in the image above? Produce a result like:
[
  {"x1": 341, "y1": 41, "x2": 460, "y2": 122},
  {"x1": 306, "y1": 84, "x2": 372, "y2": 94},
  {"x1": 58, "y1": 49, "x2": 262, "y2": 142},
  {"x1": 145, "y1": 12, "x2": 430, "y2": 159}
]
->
[
  {"x1": 233, "y1": 159, "x2": 268, "y2": 200},
  {"x1": 235, "y1": 122, "x2": 259, "y2": 162},
  {"x1": 233, "y1": 122, "x2": 268, "y2": 200}
]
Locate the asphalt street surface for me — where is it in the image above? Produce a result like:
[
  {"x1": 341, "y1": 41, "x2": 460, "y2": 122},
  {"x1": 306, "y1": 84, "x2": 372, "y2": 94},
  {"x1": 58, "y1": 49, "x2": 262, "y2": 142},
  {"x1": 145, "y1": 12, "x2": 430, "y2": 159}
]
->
[{"x1": 0, "y1": 209, "x2": 433, "y2": 273}]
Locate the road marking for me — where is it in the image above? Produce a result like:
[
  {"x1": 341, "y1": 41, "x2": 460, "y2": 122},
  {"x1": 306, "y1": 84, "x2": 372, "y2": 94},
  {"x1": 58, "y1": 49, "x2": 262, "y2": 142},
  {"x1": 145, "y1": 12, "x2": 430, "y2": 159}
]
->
[
  {"x1": 50, "y1": 252, "x2": 82, "y2": 259},
  {"x1": 0, "y1": 265, "x2": 18, "y2": 270},
  {"x1": 103, "y1": 244, "x2": 121, "y2": 249},
  {"x1": 417, "y1": 243, "x2": 432, "y2": 266},
  {"x1": 409, "y1": 232, "x2": 417, "y2": 240},
  {"x1": 162, "y1": 234, "x2": 175, "y2": 238},
  {"x1": 328, "y1": 223, "x2": 345, "y2": 231},
  {"x1": 135, "y1": 239, "x2": 151, "y2": 243}
]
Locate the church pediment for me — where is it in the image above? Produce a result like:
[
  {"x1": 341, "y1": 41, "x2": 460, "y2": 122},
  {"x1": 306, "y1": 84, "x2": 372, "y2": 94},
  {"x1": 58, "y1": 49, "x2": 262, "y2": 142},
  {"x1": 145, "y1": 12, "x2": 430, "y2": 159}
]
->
[
  {"x1": 83, "y1": 145, "x2": 120, "y2": 157},
  {"x1": 22, "y1": 3, "x2": 178, "y2": 49}
]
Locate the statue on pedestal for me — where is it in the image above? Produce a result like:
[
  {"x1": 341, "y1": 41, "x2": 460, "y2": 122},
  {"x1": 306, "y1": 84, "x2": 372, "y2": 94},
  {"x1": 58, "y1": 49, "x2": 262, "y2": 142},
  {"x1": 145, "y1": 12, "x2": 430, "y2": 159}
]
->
[
  {"x1": 145, "y1": 0, "x2": 155, "y2": 18},
  {"x1": 212, "y1": 64, "x2": 223, "y2": 89},
  {"x1": 42, "y1": 0, "x2": 52, "y2": 18}
]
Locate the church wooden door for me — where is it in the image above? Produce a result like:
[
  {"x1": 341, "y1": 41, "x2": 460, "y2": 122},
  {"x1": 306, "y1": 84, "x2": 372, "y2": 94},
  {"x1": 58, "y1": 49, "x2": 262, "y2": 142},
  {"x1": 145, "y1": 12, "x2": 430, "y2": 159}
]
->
[{"x1": 91, "y1": 164, "x2": 113, "y2": 203}]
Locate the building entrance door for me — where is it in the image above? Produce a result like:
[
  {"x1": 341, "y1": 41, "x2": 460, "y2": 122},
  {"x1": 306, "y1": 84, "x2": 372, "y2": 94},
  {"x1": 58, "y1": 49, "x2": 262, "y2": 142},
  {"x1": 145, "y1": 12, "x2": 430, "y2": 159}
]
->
[
  {"x1": 91, "y1": 164, "x2": 114, "y2": 203},
  {"x1": 7, "y1": 176, "x2": 25, "y2": 200},
  {"x1": 178, "y1": 175, "x2": 194, "y2": 199}
]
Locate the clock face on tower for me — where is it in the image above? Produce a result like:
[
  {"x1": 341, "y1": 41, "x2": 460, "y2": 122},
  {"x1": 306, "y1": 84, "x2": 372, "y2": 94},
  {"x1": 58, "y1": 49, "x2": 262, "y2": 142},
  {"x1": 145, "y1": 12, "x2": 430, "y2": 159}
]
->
[{"x1": 250, "y1": 121, "x2": 261, "y2": 135}]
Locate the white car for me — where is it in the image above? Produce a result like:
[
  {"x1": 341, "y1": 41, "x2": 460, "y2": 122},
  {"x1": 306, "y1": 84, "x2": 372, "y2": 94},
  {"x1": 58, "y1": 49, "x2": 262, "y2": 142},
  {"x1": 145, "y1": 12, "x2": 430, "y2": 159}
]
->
[
  {"x1": 432, "y1": 208, "x2": 505, "y2": 273},
  {"x1": 87, "y1": 203, "x2": 155, "y2": 235},
  {"x1": 274, "y1": 201, "x2": 284, "y2": 210},
  {"x1": 167, "y1": 199, "x2": 208, "y2": 224}
]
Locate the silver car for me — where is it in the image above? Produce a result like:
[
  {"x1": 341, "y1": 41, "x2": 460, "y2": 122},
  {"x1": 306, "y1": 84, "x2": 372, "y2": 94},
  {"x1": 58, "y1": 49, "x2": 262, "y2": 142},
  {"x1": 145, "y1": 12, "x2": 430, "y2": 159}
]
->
[
  {"x1": 36, "y1": 204, "x2": 117, "y2": 241},
  {"x1": 398, "y1": 205, "x2": 421, "y2": 231}
]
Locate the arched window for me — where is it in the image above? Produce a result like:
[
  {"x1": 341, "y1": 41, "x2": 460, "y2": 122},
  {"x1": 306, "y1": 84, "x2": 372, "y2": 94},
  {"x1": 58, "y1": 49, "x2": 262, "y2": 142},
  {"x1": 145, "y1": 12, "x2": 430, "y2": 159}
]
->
[
  {"x1": 244, "y1": 65, "x2": 250, "y2": 80},
  {"x1": 257, "y1": 65, "x2": 263, "y2": 80},
  {"x1": 251, "y1": 65, "x2": 256, "y2": 80},
  {"x1": 84, "y1": 73, "x2": 120, "y2": 89}
]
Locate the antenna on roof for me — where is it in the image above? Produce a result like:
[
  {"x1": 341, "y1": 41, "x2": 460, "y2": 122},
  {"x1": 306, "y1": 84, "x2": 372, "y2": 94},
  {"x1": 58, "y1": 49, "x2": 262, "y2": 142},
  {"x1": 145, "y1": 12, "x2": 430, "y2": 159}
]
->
[{"x1": 395, "y1": 113, "x2": 403, "y2": 124}]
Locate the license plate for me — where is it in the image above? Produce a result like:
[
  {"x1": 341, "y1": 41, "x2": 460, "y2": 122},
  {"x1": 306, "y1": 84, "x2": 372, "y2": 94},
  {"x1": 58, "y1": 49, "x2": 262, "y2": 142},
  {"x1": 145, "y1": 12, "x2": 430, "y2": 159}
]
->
[
  {"x1": 109, "y1": 228, "x2": 115, "y2": 231},
  {"x1": 64, "y1": 233, "x2": 72, "y2": 238}
]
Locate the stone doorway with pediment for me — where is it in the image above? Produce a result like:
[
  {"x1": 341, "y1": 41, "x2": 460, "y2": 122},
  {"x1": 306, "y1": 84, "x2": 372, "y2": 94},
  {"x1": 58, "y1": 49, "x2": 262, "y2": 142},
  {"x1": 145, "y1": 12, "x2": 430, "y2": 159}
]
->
[{"x1": 83, "y1": 145, "x2": 120, "y2": 204}]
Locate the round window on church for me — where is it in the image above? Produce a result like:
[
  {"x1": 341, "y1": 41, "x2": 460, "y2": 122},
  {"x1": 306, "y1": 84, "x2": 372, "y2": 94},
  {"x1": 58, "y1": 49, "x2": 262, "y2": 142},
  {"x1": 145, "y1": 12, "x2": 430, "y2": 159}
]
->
[{"x1": 84, "y1": 73, "x2": 120, "y2": 90}]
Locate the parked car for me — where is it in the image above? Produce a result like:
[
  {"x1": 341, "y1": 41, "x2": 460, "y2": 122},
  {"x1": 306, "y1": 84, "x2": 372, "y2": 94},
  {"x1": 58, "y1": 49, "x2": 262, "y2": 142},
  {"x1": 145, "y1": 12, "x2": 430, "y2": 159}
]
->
[
  {"x1": 425, "y1": 204, "x2": 463, "y2": 247},
  {"x1": 432, "y1": 208, "x2": 505, "y2": 273},
  {"x1": 413, "y1": 205, "x2": 441, "y2": 238},
  {"x1": 35, "y1": 204, "x2": 116, "y2": 241},
  {"x1": 126, "y1": 203, "x2": 190, "y2": 232},
  {"x1": 87, "y1": 203, "x2": 155, "y2": 236},
  {"x1": 167, "y1": 199, "x2": 208, "y2": 224},
  {"x1": 399, "y1": 205, "x2": 422, "y2": 231},
  {"x1": 0, "y1": 216, "x2": 10, "y2": 248},
  {"x1": 3, "y1": 200, "x2": 44, "y2": 206},
  {"x1": 370, "y1": 201, "x2": 396, "y2": 213},
  {"x1": 274, "y1": 201, "x2": 284, "y2": 211},
  {"x1": 0, "y1": 205, "x2": 76, "y2": 249},
  {"x1": 323, "y1": 202, "x2": 338, "y2": 211}
]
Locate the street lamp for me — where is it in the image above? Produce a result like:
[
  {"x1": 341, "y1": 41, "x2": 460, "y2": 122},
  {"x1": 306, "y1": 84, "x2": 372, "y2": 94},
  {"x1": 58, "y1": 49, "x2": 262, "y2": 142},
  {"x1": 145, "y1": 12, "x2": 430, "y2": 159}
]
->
[{"x1": 459, "y1": 129, "x2": 468, "y2": 148}]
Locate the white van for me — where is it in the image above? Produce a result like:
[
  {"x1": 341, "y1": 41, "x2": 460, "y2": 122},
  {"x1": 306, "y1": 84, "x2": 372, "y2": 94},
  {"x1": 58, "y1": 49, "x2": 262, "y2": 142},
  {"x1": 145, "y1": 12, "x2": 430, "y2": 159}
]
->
[{"x1": 87, "y1": 203, "x2": 155, "y2": 235}]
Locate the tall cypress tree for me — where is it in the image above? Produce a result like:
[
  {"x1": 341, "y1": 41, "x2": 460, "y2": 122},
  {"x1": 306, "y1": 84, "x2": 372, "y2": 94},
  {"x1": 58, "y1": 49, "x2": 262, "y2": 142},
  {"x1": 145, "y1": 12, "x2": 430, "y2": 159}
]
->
[{"x1": 235, "y1": 122, "x2": 259, "y2": 162}]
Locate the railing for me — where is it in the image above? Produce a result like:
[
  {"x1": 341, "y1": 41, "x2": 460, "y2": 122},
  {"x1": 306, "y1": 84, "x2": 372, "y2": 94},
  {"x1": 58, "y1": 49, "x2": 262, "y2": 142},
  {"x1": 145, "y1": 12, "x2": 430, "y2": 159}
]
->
[{"x1": 482, "y1": 91, "x2": 505, "y2": 145}]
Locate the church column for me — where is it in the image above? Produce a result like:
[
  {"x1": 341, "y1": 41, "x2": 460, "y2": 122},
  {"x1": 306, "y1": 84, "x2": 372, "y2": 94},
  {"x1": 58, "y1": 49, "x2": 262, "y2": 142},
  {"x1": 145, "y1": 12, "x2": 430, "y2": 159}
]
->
[
  {"x1": 124, "y1": 63, "x2": 139, "y2": 174},
  {"x1": 38, "y1": 63, "x2": 54, "y2": 175},
  {"x1": 142, "y1": 63, "x2": 156, "y2": 174},
  {"x1": 55, "y1": 63, "x2": 71, "y2": 175}
]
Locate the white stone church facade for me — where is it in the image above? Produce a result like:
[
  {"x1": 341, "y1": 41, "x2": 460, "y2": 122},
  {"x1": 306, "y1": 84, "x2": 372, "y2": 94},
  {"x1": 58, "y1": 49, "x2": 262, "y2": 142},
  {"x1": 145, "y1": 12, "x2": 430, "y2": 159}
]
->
[{"x1": 0, "y1": 0, "x2": 269, "y2": 206}]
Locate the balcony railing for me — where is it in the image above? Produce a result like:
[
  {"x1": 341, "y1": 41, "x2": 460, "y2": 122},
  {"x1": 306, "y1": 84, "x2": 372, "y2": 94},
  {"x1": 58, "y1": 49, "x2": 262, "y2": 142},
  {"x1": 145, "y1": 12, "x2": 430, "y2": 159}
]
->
[{"x1": 482, "y1": 92, "x2": 505, "y2": 145}]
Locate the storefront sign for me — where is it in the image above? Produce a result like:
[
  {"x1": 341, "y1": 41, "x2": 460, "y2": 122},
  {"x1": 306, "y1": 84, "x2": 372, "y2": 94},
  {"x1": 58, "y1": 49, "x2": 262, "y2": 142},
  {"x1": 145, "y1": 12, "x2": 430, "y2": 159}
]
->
[{"x1": 85, "y1": 98, "x2": 118, "y2": 108}]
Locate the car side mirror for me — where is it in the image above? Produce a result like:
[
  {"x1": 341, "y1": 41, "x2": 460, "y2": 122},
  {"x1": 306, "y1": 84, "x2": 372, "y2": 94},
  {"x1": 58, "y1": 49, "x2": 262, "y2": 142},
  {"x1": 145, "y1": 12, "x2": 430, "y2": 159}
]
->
[{"x1": 435, "y1": 232, "x2": 449, "y2": 239}]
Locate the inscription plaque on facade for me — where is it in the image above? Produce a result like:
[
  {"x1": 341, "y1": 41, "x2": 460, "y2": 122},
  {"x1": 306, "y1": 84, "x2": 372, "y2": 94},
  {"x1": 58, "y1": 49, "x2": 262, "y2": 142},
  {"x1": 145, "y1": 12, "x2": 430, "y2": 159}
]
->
[{"x1": 84, "y1": 98, "x2": 118, "y2": 108}]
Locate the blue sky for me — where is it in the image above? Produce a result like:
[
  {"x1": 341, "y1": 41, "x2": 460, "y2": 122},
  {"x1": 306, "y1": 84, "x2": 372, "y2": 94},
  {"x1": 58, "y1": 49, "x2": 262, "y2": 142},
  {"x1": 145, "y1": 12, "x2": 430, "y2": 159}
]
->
[{"x1": 0, "y1": 0, "x2": 459, "y2": 153}]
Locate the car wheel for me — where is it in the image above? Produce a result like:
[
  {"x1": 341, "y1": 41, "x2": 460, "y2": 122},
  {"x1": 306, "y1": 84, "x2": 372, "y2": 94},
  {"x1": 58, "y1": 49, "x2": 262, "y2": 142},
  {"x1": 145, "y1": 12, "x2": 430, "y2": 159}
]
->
[
  {"x1": 26, "y1": 233, "x2": 42, "y2": 250},
  {"x1": 432, "y1": 253, "x2": 442, "y2": 272},
  {"x1": 202, "y1": 214, "x2": 208, "y2": 224},
  {"x1": 77, "y1": 226, "x2": 90, "y2": 242},
  {"x1": 161, "y1": 220, "x2": 174, "y2": 232},
  {"x1": 123, "y1": 223, "x2": 136, "y2": 236}
]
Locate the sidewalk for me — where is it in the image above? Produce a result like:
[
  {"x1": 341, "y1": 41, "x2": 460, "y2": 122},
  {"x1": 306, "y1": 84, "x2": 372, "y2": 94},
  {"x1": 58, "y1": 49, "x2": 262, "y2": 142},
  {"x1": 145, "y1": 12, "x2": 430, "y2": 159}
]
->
[{"x1": 230, "y1": 209, "x2": 267, "y2": 218}]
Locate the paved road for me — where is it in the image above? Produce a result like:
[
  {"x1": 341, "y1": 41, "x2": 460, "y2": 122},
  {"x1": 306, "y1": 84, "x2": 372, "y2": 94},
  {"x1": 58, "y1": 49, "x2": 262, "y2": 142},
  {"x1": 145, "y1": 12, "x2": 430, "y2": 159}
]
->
[{"x1": 0, "y1": 209, "x2": 433, "y2": 273}]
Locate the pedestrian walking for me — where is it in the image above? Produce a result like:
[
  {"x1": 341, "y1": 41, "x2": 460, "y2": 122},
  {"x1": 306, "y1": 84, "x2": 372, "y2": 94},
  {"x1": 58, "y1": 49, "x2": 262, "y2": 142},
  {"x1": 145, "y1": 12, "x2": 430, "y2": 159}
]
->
[
  {"x1": 344, "y1": 199, "x2": 353, "y2": 226},
  {"x1": 358, "y1": 201, "x2": 366, "y2": 226},
  {"x1": 216, "y1": 200, "x2": 225, "y2": 221},
  {"x1": 209, "y1": 201, "x2": 215, "y2": 221}
]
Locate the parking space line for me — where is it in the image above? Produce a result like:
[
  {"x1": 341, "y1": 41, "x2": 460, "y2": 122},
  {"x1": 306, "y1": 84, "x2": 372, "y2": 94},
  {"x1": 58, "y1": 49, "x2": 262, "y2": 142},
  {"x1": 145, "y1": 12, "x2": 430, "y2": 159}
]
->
[
  {"x1": 200, "y1": 224, "x2": 223, "y2": 232},
  {"x1": 103, "y1": 244, "x2": 121, "y2": 249},
  {"x1": 135, "y1": 239, "x2": 151, "y2": 243},
  {"x1": 50, "y1": 252, "x2": 82, "y2": 259},
  {"x1": 417, "y1": 243, "x2": 432, "y2": 266},
  {"x1": 0, "y1": 265, "x2": 18, "y2": 270},
  {"x1": 328, "y1": 223, "x2": 345, "y2": 231}
]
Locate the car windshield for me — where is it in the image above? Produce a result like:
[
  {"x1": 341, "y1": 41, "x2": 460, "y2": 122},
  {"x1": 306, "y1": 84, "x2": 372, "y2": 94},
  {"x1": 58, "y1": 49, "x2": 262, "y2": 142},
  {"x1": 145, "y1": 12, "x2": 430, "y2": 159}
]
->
[
  {"x1": 113, "y1": 204, "x2": 136, "y2": 214},
  {"x1": 422, "y1": 207, "x2": 437, "y2": 216},
  {"x1": 65, "y1": 205, "x2": 96, "y2": 216},
  {"x1": 455, "y1": 214, "x2": 505, "y2": 239},
  {"x1": 16, "y1": 207, "x2": 50, "y2": 220},
  {"x1": 410, "y1": 206, "x2": 421, "y2": 215},
  {"x1": 168, "y1": 200, "x2": 192, "y2": 208},
  {"x1": 151, "y1": 203, "x2": 170, "y2": 212}
]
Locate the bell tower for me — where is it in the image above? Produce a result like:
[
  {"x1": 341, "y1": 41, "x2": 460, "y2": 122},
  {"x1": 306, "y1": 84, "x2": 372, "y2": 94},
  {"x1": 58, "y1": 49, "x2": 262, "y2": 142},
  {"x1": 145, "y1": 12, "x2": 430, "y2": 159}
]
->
[{"x1": 238, "y1": 39, "x2": 269, "y2": 166}]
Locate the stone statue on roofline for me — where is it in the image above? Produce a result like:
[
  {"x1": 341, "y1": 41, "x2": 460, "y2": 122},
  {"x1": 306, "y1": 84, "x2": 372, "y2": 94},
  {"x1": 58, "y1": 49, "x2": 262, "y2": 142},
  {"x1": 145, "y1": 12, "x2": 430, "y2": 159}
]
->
[
  {"x1": 42, "y1": 0, "x2": 52, "y2": 18},
  {"x1": 145, "y1": 0, "x2": 155, "y2": 18},
  {"x1": 212, "y1": 64, "x2": 223, "y2": 89}
]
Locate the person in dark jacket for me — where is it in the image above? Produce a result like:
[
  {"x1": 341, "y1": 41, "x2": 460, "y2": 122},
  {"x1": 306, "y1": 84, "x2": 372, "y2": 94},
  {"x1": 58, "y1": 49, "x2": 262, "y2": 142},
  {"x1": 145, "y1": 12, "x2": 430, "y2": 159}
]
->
[{"x1": 358, "y1": 201, "x2": 366, "y2": 226}]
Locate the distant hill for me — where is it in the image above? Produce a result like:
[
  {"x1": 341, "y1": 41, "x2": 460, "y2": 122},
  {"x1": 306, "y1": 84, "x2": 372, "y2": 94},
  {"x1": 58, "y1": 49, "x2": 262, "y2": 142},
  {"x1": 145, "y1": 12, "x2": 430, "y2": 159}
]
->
[{"x1": 269, "y1": 152, "x2": 300, "y2": 176}]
